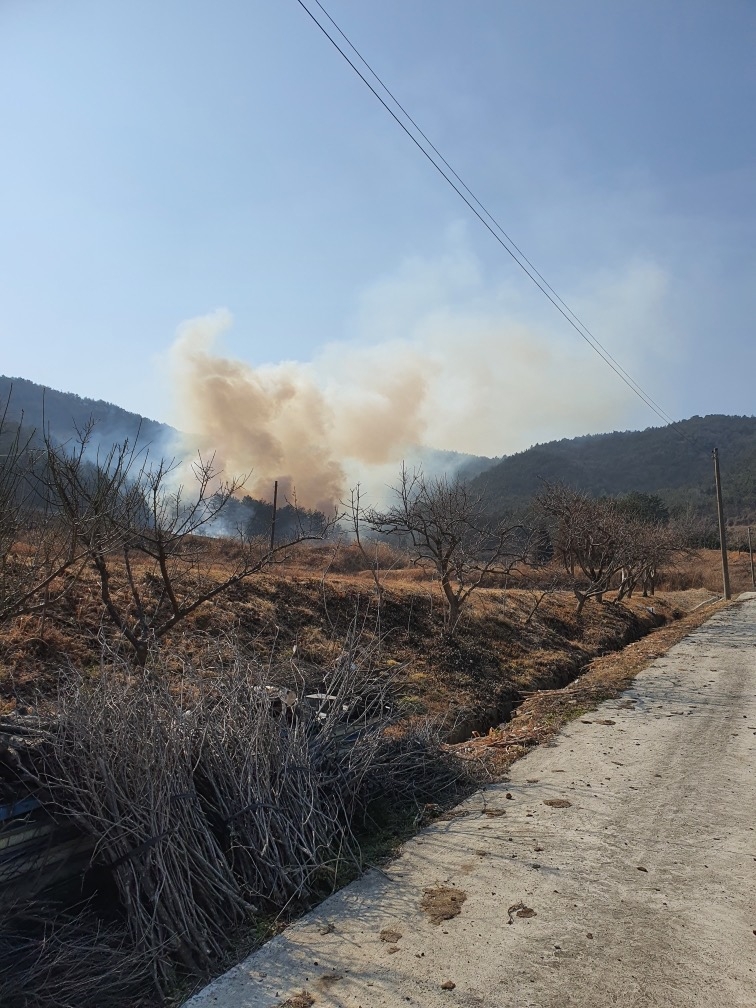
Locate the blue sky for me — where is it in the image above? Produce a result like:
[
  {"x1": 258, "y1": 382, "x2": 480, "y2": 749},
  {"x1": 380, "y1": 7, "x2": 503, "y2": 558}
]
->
[{"x1": 1, "y1": 0, "x2": 755, "y2": 464}]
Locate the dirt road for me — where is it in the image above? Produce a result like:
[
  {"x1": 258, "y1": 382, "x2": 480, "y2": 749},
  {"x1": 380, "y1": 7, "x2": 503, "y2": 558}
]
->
[{"x1": 186, "y1": 599, "x2": 756, "y2": 1008}]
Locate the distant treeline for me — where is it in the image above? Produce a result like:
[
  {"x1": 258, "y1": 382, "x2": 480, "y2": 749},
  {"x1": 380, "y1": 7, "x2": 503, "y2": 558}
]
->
[{"x1": 219, "y1": 494, "x2": 329, "y2": 542}]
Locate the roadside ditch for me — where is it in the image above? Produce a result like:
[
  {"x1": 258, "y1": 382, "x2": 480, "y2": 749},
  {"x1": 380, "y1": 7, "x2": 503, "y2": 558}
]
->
[{"x1": 444, "y1": 602, "x2": 670, "y2": 744}]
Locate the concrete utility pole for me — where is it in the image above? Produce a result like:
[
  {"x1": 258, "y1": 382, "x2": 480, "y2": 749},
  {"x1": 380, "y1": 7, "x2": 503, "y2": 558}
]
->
[
  {"x1": 712, "y1": 448, "x2": 731, "y2": 600},
  {"x1": 748, "y1": 526, "x2": 756, "y2": 590}
]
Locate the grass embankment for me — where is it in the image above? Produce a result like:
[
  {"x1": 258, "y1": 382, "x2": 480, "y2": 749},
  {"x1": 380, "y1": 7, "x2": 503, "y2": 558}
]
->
[
  {"x1": 2, "y1": 544, "x2": 744, "y2": 725},
  {"x1": 0, "y1": 549, "x2": 701, "y2": 723},
  {"x1": 452, "y1": 589, "x2": 728, "y2": 772}
]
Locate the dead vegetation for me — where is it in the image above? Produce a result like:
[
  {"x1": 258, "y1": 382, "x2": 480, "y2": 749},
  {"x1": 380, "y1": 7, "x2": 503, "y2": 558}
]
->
[
  {"x1": 2, "y1": 628, "x2": 477, "y2": 1005},
  {"x1": 0, "y1": 899, "x2": 156, "y2": 1008}
]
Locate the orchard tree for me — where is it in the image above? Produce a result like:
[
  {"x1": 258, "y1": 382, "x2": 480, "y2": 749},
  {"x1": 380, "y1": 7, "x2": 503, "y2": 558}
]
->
[
  {"x1": 44, "y1": 426, "x2": 338, "y2": 665},
  {"x1": 366, "y1": 465, "x2": 525, "y2": 633},
  {"x1": 615, "y1": 521, "x2": 678, "y2": 600},
  {"x1": 536, "y1": 483, "x2": 631, "y2": 616}
]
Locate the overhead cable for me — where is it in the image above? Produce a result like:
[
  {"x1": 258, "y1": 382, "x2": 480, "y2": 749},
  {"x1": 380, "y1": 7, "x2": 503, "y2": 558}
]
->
[{"x1": 295, "y1": 0, "x2": 697, "y2": 446}]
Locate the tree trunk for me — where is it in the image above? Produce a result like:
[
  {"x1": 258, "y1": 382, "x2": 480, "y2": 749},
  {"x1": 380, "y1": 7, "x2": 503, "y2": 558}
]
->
[{"x1": 441, "y1": 576, "x2": 462, "y2": 633}]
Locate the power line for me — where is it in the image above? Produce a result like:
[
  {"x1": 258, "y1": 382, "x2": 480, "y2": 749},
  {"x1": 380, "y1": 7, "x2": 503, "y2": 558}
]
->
[
  {"x1": 310, "y1": 0, "x2": 653, "y2": 407},
  {"x1": 295, "y1": 0, "x2": 698, "y2": 447}
]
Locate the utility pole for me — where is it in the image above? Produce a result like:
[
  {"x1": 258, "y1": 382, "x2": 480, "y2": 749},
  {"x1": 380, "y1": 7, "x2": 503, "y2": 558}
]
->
[
  {"x1": 748, "y1": 526, "x2": 756, "y2": 590},
  {"x1": 712, "y1": 448, "x2": 731, "y2": 600},
  {"x1": 269, "y1": 480, "x2": 278, "y2": 553}
]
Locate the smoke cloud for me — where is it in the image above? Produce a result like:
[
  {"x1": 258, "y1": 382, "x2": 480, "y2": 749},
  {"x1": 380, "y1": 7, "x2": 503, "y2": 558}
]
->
[{"x1": 169, "y1": 248, "x2": 669, "y2": 510}]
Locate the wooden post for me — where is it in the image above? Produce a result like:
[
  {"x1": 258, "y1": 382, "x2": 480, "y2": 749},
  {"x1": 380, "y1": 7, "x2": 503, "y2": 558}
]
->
[
  {"x1": 748, "y1": 526, "x2": 755, "y2": 590},
  {"x1": 270, "y1": 480, "x2": 278, "y2": 553},
  {"x1": 712, "y1": 448, "x2": 731, "y2": 600}
]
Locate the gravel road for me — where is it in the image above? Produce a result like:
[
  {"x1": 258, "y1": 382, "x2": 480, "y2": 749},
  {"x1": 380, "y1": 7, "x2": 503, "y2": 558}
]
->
[{"x1": 185, "y1": 599, "x2": 756, "y2": 1008}]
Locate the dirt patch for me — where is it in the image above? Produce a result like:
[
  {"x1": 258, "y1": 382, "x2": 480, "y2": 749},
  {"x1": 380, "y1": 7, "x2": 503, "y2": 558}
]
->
[
  {"x1": 315, "y1": 973, "x2": 343, "y2": 990},
  {"x1": 280, "y1": 992, "x2": 315, "y2": 1008},
  {"x1": 544, "y1": 799, "x2": 572, "y2": 808},
  {"x1": 380, "y1": 928, "x2": 402, "y2": 943},
  {"x1": 420, "y1": 885, "x2": 467, "y2": 925},
  {"x1": 507, "y1": 902, "x2": 537, "y2": 923}
]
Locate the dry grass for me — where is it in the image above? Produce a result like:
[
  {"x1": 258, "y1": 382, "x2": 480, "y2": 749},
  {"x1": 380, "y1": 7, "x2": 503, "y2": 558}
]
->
[
  {"x1": 1, "y1": 544, "x2": 720, "y2": 723},
  {"x1": 658, "y1": 548, "x2": 754, "y2": 594},
  {"x1": 281, "y1": 540, "x2": 413, "y2": 574}
]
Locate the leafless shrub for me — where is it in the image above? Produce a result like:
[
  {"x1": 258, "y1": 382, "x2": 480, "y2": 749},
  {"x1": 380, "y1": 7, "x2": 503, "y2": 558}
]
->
[
  {"x1": 189, "y1": 628, "x2": 396, "y2": 906},
  {"x1": 42, "y1": 662, "x2": 251, "y2": 993},
  {"x1": 518, "y1": 570, "x2": 565, "y2": 626},
  {"x1": 354, "y1": 716, "x2": 480, "y2": 811},
  {"x1": 342, "y1": 485, "x2": 405, "y2": 603}
]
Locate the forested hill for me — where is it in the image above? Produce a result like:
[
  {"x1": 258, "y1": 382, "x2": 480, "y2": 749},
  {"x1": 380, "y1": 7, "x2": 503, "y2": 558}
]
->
[
  {"x1": 472, "y1": 415, "x2": 756, "y2": 520},
  {"x1": 0, "y1": 375, "x2": 174, "y2": 450}
]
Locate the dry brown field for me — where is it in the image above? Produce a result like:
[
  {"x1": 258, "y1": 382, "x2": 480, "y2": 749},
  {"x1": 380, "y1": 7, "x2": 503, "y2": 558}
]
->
[{"x1": 2, "y1": 541, "x2": 744, "y2": 731}]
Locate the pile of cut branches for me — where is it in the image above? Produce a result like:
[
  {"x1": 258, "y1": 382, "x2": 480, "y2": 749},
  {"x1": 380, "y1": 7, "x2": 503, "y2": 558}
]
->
[
  {"x1": 0, "y1": 899, "x2": 155, "y2": 1008},
  {"x1": 0, "y1": 630, "x2": 474, "y2": 1006}
]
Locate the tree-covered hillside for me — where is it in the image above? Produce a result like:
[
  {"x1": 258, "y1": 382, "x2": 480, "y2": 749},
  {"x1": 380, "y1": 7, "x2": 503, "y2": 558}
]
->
[
  {"x1": 472, "y1": 415, "x2": 756, "y2": 521},
  {"x1": 0, "y1": 376, "x2": 494, "y2": 485},
  {"x1": 0, "y1": 375, "x2": 174, "y2": 451}
]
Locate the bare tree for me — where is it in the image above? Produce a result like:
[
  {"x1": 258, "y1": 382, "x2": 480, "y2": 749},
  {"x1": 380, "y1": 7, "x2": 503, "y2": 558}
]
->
[
  {"x1": 45, "y1": 427, "x2": 339, "y2": 664},
  {"x1": 343, "y1": 483, "x2": 402, "y2": 606},
  {"x1": 536, "y1": 483, "x2": 630, "y2": 616},
  {"x1": 366, "y1": 465, "x2": 525, "y2": 633},
  {"x1": 615, "y1": 521, "x2": 677, "y2": 600}
]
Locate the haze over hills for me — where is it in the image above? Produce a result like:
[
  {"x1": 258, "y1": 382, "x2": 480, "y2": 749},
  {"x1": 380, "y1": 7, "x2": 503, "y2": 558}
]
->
[{"x1": 3, "y1": 375, "x2": 755, "y2": 521}]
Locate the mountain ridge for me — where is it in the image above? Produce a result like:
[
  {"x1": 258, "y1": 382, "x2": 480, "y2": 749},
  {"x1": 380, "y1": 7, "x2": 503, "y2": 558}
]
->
[
  {"x1": 470, "y1": 413, "x2": 756, "y2": 520},
  {"x1": 0, "y1": 375, "x2": 173, "y2": 451}
]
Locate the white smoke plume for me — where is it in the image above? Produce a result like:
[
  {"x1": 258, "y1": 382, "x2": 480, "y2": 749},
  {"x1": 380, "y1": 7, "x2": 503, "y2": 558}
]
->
[{"x1": 169, "y1": 248, "x2": 669, "y2": 510}]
